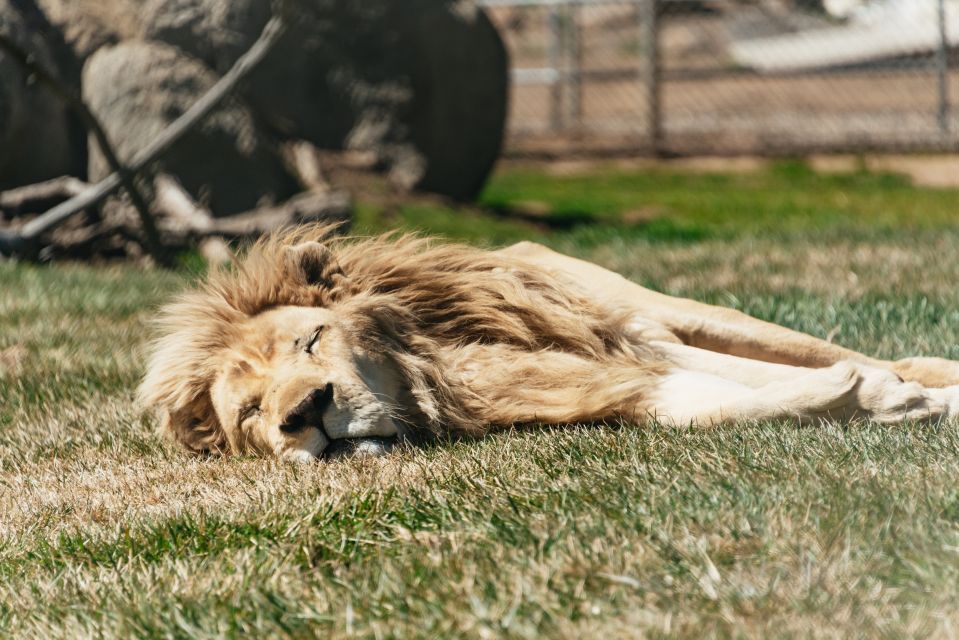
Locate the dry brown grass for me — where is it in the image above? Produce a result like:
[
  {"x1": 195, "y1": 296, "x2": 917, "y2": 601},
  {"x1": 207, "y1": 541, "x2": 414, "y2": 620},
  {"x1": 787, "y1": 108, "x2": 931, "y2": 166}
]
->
[{"x1": 5, "y1": 163, "x2": 959, "y2": 637}]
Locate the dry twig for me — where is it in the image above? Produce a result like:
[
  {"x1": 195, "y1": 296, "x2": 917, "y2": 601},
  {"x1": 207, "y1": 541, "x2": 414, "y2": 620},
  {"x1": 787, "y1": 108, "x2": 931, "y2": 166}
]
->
[
  {"x1": 0, "y1": 176, "x2": 89, "y2": 215},
  {"x1": 0, "y1": 8, "x2": 289, "y2": 261},
  {"x1": 0, "y1": 32, "x2": 167, "y2": 263}
]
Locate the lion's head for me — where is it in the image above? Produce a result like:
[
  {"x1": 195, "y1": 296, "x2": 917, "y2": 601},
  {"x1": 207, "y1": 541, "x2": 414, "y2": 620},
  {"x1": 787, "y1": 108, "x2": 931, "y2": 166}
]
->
[
  {"x1": 196, "y1": 303, "x2": 407, "y2": 460},
  {"x1": 139, "y1": 226, "x2": 663, "y2": 460}
]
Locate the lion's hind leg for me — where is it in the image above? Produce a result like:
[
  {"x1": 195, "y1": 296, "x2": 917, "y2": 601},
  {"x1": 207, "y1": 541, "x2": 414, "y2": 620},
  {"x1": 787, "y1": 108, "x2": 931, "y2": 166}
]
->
[
  {"x1": 500, "y1": 241, "x2": 959, "y2": 388},
  {"x1": 647, "y1": 363, "x2": 862, "y2": 426},
  {"x1": 646, "y1": 351, "x2": 959, "y2": 427}
]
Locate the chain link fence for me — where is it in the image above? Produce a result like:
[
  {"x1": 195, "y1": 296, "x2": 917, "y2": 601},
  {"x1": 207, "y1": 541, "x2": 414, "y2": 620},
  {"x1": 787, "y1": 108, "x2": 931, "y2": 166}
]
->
[{"x1": 481, "y1": 0, "x2": 959, "y2": 156}]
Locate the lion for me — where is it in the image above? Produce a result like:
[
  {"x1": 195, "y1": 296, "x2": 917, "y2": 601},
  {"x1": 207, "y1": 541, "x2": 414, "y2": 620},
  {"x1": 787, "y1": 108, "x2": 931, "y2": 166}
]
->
[{"x1": 139, "y1": 225, "x2": 959, "y2": 461}]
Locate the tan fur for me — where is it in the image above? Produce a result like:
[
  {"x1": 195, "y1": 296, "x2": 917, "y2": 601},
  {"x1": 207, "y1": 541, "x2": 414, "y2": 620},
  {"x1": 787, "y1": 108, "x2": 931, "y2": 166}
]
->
[
  {"x1": 140, "y1": 226, "x2": 959, "y2": 459},
  {"x1": 139, "y1": 226, "x2": 665, "y2": 455},
  {"x1": 499, "y1": 241, "x2": 959, "y2": 389}
]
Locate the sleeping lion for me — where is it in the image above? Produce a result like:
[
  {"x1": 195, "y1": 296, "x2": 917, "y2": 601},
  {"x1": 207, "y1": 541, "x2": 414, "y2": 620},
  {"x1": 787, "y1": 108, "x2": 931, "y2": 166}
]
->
[{"x1": 139, "y1": 225, "x2": 959, "y2": 461}]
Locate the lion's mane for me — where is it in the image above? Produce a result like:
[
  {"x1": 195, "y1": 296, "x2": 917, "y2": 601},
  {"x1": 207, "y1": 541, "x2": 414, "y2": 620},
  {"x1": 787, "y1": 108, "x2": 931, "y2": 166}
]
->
[{"x1": 139, "y1": 226, "x2": 665, "y2": 454}]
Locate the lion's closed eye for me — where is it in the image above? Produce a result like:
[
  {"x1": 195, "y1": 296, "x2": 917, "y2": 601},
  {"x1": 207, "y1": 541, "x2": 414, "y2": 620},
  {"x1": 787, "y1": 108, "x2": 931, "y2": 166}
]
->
[{"x1": 300, "y1": 326, "x2": 324, "y2": 355}]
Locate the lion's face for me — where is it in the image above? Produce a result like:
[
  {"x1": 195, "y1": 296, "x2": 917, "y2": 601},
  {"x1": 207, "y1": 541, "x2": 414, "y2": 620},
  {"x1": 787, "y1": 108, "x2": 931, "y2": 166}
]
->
[{"x1": 208, "y1": 305, "x2": 405, "y2": 461}]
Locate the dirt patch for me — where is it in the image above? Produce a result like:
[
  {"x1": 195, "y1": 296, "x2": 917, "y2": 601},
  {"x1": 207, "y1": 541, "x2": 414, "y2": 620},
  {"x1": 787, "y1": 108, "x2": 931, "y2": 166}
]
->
[
  {"x1": 539, "y1": 156, "x2": 770, "y2": 176},
  {"x1": 510, "y1": 153, "x2": 959, "y2": 189},
  {"x1": 866, "y1": 156, "x2": 959, "y2": 188},
  {"x1": 811, "y1": 154, "x2": 959, "y2": 188}
]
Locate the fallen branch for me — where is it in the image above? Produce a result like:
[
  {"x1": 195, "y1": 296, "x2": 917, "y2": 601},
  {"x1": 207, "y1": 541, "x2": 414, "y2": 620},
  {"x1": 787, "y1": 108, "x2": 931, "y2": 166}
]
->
[
  {"x1": 205, "y1": 191, "x2": 352, "y2": 238},
  {"x1": 151, "y1": 174, "x2": 349, "y2": 237},
  {"x1": 152, "y1": 188, "x2": 351, "y2": 240},
  {"x1": 0, "y1": 176, "x2": 89, "y2": 215},
  {"x1": 20, "y1": 188, "x2": 350, "y2": 261},
  {"x1": 0, "y1": 32, "x2": 167, "y2": 263},
  {"x1": 153, "y1": 174, "x2": 214, "y2": 234},
  {"x1": 0, "y1": 8, "x2": 288, "y2": 260},
  {"x1": 283, "y1": 141, "x2": 331, "y2": 193}
]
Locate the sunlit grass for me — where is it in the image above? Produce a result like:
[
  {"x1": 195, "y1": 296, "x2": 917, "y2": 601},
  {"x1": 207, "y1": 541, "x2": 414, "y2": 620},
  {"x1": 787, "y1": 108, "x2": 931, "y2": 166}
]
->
[
  {"x1": 355, "y1": 159, "x2": 959, "y2": 247},
  {"x1": 3, "y1": 160, "x2": 959, "y2": 637}
]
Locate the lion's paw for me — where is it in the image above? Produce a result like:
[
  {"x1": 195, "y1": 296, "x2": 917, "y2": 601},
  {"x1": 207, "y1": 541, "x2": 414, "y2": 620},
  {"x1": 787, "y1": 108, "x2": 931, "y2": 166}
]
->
[{"x1": 851, "y1": 364, "x2": 950, "y2": 423}]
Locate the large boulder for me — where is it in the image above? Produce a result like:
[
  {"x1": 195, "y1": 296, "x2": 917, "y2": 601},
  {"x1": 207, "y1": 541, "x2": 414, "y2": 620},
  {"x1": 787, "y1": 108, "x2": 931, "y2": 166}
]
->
[
  {"x1": 34, "y1": 0, "x2": 138, "y2": 62},
  {"x1": 0, "y1": 0, "x2": 77, "y2": 187},
  {"x1": 82, "y1": 41, "x2": 299, "y2": 216},
  {"x1": 390, "y1": 2, "x2": 509, "y2": 199},
  {"x1": 140, "y1": 0, "x2": 508, "y2": 200},
  {"x1": 0, "y1": 18, "x2": 23, "y2": 184}
]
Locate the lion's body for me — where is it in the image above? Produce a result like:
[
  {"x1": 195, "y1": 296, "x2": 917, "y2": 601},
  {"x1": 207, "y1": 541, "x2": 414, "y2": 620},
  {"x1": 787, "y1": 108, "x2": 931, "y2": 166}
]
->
[{"x1": 140, "y1": 227, "x2": 959, "y2": 460}]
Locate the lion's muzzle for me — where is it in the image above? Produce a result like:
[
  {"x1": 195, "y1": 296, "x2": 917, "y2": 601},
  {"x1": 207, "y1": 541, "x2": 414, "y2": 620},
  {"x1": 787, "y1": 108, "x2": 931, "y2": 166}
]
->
[{"x1": 279, "y1": 383, "x2": 335, "y2": 438}]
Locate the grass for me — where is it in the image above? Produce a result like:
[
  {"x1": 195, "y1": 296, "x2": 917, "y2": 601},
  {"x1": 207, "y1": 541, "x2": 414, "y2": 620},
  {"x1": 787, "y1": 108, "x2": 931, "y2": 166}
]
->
[
  {"x1": 3, "y1": 159, "x2": 959, "y2": 638},
  {"x1": 355, "y1": 159, "x2": 959, "y2": 246}
]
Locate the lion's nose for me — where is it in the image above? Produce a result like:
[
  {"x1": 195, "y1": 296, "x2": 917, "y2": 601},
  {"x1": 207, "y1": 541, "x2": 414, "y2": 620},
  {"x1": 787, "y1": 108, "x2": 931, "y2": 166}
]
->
[{"x1": 280, "y1": 383, "x2": 334, "y2": 434}]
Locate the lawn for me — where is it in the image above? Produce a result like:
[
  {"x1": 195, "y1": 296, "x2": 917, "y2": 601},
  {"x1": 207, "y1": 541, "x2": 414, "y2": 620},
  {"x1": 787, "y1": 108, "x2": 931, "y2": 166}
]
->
[{"x1": 3, "y1": 160, "x2": 959, "y2": 638}]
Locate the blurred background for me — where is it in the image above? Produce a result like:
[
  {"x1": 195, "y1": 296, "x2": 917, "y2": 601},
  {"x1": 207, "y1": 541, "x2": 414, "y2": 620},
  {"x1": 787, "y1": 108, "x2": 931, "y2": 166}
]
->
[
  {"x1": 491, "y1": 0, "x2": 958, "y2": 157},
  {"x1": 0, "y1": 0, "x2": 957, "y2": 259}
]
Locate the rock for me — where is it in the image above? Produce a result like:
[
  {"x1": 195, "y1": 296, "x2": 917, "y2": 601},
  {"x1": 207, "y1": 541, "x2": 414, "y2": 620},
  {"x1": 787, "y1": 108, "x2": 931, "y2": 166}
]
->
[
  {"x1": 0, "y1": 0, "x2": 77, "y2": 188},
  {"x1": 392, "y1": 1, "x2": 509, "y2": 200},
  {"x1": 0, "y1": 45, "x2": 23, "y2": 184},
  {"x1": 140, "y1": 0, "x2": 272, "y2": 76},
  {"x1": 34, "y1": 0, "x2": 138, "y2": 62},
  {"x1": 82, "y1": 40, "x2": 299, "y2": 216},
  {"x1": 140, "y1": 0, "x2": 508, "y2": 200}
]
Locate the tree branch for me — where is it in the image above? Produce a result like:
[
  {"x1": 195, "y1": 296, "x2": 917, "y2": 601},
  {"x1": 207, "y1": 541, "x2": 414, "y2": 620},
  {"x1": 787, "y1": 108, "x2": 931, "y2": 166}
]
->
[
  {"x1": 0, "y1": 9, "x2": 288, "y2": 260},
  {"x1": 0, "y1": 176, "x2": 89, "y2": 215},
  {"x1": 0, "y1": 31, "x2": 168, "y2": 264}
]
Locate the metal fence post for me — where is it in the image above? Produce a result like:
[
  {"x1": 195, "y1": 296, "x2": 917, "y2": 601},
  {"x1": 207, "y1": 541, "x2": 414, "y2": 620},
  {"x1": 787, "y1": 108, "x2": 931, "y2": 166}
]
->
[
  {"x1": 640, "y1": 0, "x2": 662, "y2": 154},
  {"x1": 937, "y1": 0, "x2": 951, "y2": 137},
  {"x1": 568, "y1": 2, "x2": 583, "y2": 131},
  {"x1": 549, "y1": 6, "x2": 563, "y2": 132}
]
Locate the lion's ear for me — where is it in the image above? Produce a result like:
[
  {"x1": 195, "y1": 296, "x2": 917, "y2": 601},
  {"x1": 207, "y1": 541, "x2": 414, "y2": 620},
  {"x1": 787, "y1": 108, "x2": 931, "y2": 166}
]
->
[
  {"x1": 285, "y1": 242, "x2": 347, "y2": 298},
  {"x1": 286, "y1": 242, "x2": 337, "y2": 286},
  {"x1": 159, "y1": 397, "x2": 228, "y2": 456}
]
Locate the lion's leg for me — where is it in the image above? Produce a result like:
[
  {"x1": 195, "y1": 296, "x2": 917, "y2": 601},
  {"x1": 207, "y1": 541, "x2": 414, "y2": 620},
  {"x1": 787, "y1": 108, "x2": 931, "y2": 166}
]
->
[
  {"x1": 652, "y1": 340, "x2": 959, "y2": 423},
  {"x1": 499, "y1": 241, "x2": 959, "y2": 388},
  {"x1": 648, "y1": 360, "x2": 959, "y2": 426},
  {"x1": 647, "y1": 365, "x2": 857, "y2": 425},
  {"x1": 652, "y1": 340, "x2": 811, "y2": 387}
]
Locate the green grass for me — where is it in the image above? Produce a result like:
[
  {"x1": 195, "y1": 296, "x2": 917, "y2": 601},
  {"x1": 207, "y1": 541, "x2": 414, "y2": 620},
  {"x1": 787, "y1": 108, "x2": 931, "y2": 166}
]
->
[
  {"x1": 3, "y1": 159, "x2": 959, "y2": 638},
  {"x1": 355, "y1": 160, "x2": 959, "y2": 247}
]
